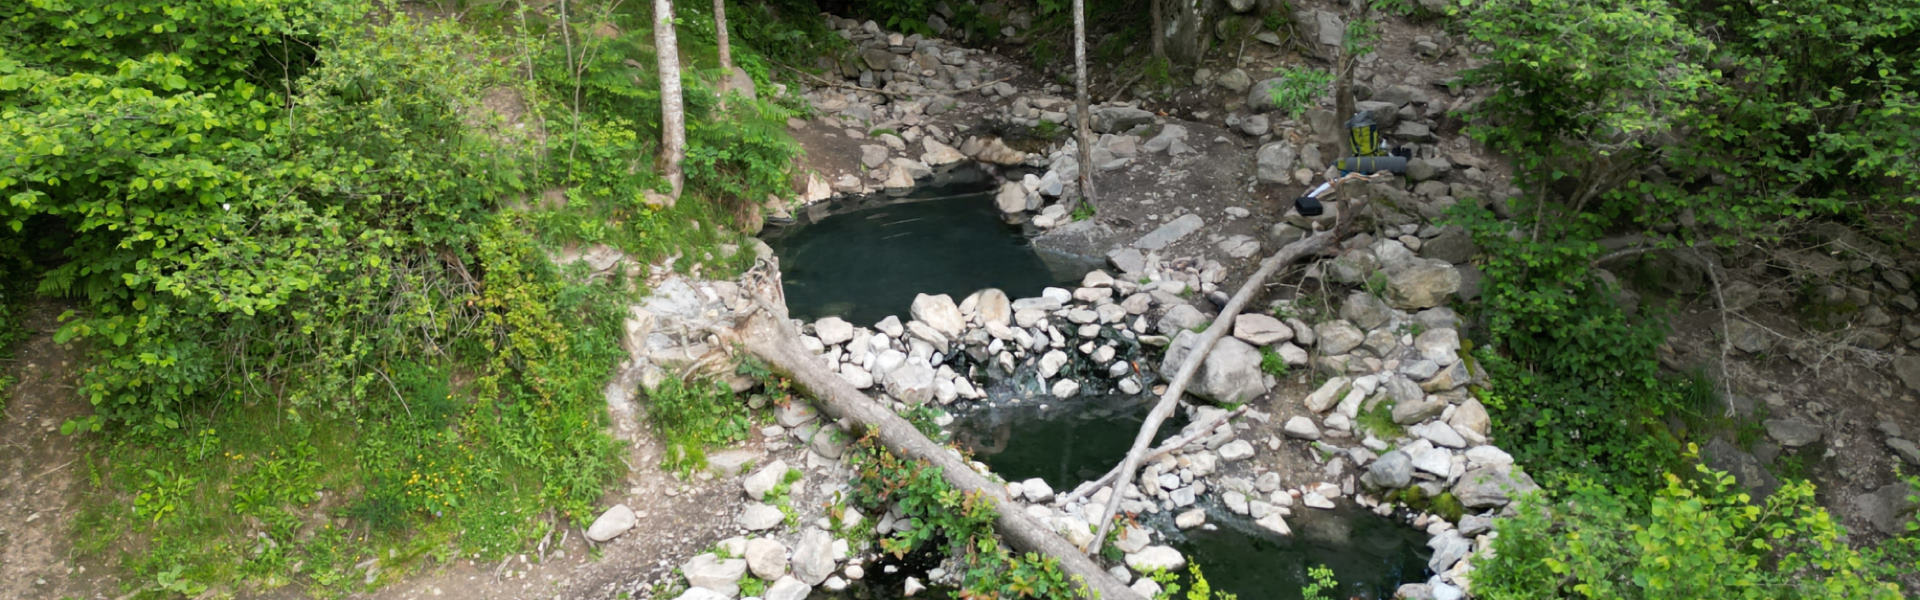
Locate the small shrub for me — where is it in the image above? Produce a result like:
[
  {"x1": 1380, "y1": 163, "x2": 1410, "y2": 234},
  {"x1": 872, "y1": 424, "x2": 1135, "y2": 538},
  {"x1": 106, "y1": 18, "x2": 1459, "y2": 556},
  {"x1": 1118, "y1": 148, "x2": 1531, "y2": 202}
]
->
[{"x1": 646, "y1": 377, "x2": 751, "y2": 475}]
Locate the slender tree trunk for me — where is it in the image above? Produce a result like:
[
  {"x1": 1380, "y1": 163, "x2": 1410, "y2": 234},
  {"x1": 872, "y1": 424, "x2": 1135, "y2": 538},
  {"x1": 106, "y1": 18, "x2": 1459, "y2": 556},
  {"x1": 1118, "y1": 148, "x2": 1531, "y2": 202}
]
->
[
  {"x1": 654, "y1": 0, "x2": 686, "y2": 199},
  {"x1": 734, "y1": 313, "x2": 1144, "y2": 600},
  {"x1": 1073, "y1": 0, "x2": 1097, "y2": 209},
  {"x1": 1150, "y1": 0, "x2": 1166, "y2": 64},
  {"x1": 713, "y1": 0, "x2": 733, "y2": 109}
]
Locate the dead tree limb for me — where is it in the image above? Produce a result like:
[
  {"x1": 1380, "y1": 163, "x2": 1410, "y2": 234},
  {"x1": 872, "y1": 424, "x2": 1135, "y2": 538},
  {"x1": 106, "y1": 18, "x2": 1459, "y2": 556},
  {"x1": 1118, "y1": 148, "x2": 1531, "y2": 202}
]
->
[
  {"x1": 1084, "y1": 192, "x2": 1362, "y2": 555},
  {"x1": 731, "y1": 311, "x2": 1143, "y2": 600},
  {"x1": 1058, "y1": 405, "x2": 1249, "y2": 505}
]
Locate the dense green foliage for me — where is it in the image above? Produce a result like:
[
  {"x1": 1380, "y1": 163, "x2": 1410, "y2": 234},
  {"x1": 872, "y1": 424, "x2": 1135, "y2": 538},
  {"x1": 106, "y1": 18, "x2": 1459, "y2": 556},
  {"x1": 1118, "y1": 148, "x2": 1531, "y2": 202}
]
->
[
  {"x1": 1475, "y1": 464, "x2": 1908, "y2": 599},
  {"x1": 846, "y1": 433, "x2": 1090, "y2": 598},
  {"x1": 1456, "y1": 0, "x2": 1919, "y2": 242},
  {"x1": 1450, "y1": 0, "x2": 1920, "y2": 594},
  {"x1": 0, "y1": 0, "x2": 813, "y2": 595}
]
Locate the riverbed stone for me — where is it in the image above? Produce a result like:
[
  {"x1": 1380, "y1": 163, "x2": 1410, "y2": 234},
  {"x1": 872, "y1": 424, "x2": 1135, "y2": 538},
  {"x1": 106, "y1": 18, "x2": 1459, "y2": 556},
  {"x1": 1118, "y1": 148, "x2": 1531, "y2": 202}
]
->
[
  {"x1": 1052, "y1": 379, "x2": 1081, "y2": 398},
  {"x1": 1764, "y1": 417, "x2": 1822, "y2": 447},
  {"x1": 740, "y1": 502, "x2": 784, "y2": 531},
  {"x1": 1135, "y1": 214, "x2": 1206, "y2": 250},
  {"x1": 1232, "y1": 313, "x2": 1293, "y2": 345},
  {"x1": 814, "y1": 317, "x2": 855, "y2": 346},
  {"x1": 1158, "y1": 304, "x2": 1207, "y2": 335},
  {"x1": 1387, "y1": 261, "x2": 1462, "y2": 310},
  {"x1": 673, "y1": 588, "x2": 729, "y2": 600},
  {"x1": 791, "y1": 528, "x2": 836, "y2": 585},
  {"x1": 586, "y1": 504, "x2": 636, "y2": 542},
  {"x1": 765, "y1": 577, "x2": 811, "y2": 600},
  {"x1": 1256, "y1": 142, "x2": 1298, "y2": 184},
  {"x1": 682, "y1": 553, "x2": 747, "y2": 597},
  {"x1": 1164, "y1": 332, "x2": 1270, "y2": 404},
  {"x1": 911, "y1": 293, "x2": 965, "y2": 338},
  {"x1": 1284, "y1": 416, "x2": 1322, "y2": 440},
  {"x1": 1415, "y1": 328, "x2": 1461, "y2": 366},
  {"x1": 746, "y1": 538, "x2": 789, "y2": 580},
  {"x1": 1405, "y1": 440, "x2": 1451, "y2": 477},
  {"x1": 1411, "y1": 421, "x2": 1468, "y2": 448},
  {"x1": 1176, "y1": 508, "x2": 1207, "y2": 529},
  {"x1": 1894, "y1": 356, "x2": 1920, "y2": 392},
  {"x1": 971, "y1": 288, "x2": 1011, "y2": 326},
  {"x1": 1452, "y1": 465, "x2": 1540, "y2": 509},
  {"x1": 887, "y1": 362, "x2": 937, "y2": 404},
  {"x1": 922, "y1": 137, "x2": 965, "y2": 166},
  {"x1": 1342, "y1": 292, "x2": 1393, "y2": 331},
  {"x1": 995, "y1": 181, "x2": 1028, "y2": 213},
  {"x1": 744, "y1": 459, "x2": 790, "y2": 500},
  {"x1": 1306, "y1": 377, "x2": 1352, "y2": 413},
  {"x1": 1125, "y1": 546, "x2": 1186, "y2": 572},
  {"x1": 1362, "y1": 450, "x2": 1413, "y2": 489},
  {"x1": 1220, "y1": 439, "x2": 1257, "y2": 462},
  {"x1": 1313, "y1": 323, "x2": 1363, "y2": 359}
]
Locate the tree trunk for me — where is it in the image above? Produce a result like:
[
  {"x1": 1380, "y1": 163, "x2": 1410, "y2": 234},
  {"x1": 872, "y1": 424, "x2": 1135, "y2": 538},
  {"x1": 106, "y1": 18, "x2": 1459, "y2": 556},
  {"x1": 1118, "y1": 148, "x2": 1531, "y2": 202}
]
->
[
  {"x1": 713, "y1": 0, "x2": 733, "y2": 108},
  {"x1": 1073, "y1": 0, "x2": 1097, "y2": 209},
  {"x1": 1167, "y1": 0, "x2": 1213, "y2": 64},
  {"x1": 1150, "y1": 0, "x2": 1167, "y2": 64},
  {"x1": 654, "y1": 0, "x2": 687, "y2": 199},
  {"x1": 734, "y1": 314, "x2": 1144, "y2": 600},
  {"x1": 1085, "y1": 195, "x2": 1362, "y2": 554}
]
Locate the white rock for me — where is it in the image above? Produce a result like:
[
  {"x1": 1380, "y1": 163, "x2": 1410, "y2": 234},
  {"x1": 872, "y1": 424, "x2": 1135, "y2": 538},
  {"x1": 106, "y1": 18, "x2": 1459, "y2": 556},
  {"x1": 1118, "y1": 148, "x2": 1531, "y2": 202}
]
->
[
  {"x1": 1219, "y1": 440, "x2": 1256, "y2": 462},
  {"x1": 910, "y1": 293, "x2": 966, "y2": 337},
  {"x1": 1124, "y1": 546, "x2": 1186, "y2": 572},
  {"x1": 1283, "y1": 416, "x2": 1322, "y2": 440},
  {"x1": 1052, "y1": 379, "x2": 1080, "y2": 398},
  {"x1": 814, "y1": 317, "x2": 855, "y2": 346},
  {"x1": 1175, "y1": 509, "x2": 1207, "y2": 529},
  {"x1": 744, "y1": 460, "x2": 790, "y2": 500},
  {"x1": 1021, "y1": 478, "x2": 1056, "y2": 503},
  {"x1": 745, "y1": 538, "x2": 790, "y2": 580},
  {"x1": 586, "y1": 504, "x2": 636, "y2": 542}
]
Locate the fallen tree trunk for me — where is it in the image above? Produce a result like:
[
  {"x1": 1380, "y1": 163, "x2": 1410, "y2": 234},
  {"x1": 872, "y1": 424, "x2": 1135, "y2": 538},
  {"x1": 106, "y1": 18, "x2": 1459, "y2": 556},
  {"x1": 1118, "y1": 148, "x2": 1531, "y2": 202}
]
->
[
  {"x1": 1085, "y1": 191, "x2": 1362, "y2": 554},
  {"x1": 734, "y1": 313, "x2": 1144, "y2": 600}
]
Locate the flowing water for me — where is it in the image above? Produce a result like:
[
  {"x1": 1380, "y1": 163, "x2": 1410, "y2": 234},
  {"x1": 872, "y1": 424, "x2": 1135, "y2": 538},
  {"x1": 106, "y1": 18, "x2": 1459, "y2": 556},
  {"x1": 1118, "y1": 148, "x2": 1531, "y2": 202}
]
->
[{"x1": 761, "y1": 164, "x2": 1096, "y2": 325}]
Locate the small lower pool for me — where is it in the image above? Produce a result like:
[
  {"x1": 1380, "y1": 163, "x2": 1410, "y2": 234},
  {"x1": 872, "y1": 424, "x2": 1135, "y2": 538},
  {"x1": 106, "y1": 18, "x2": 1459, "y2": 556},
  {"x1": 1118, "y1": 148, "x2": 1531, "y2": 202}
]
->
[
  {"x1": 950, "y1": 393, "x2": 1188, "y2": 491},
  {"x1": 1166, "y1": 505, "x2": 1433, "y2": 600}
]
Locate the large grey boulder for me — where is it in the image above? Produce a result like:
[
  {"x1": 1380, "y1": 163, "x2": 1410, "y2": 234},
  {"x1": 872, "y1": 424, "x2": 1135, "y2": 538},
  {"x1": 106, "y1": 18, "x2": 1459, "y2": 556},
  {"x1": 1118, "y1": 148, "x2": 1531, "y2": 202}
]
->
[
  {"x1": 1092, "y1": 105, "x2": 1155, "y2": 133},
  {"x1": 1763, "y1": 417, "x2": 1822, "y2": 448},
  {"x1": 1451, "y1": 465, "x2": 1540, "y2": 509},
  {"x1": 1341, "y1": 292, "x2": 1392, "y2": 331},
  {"x1": 1362, "y1": 450, "x2": 1413, "y2": 489},
  {"x1": 1163, "y1": 331, "x2": 1270, "y2": 404},
  {"x1": 1387, "y1": 260, "x2": 1462, "y2": 310},
  {"x1": 1315, "y1": 320, "x2": 1366, "y2": 355},
  {"x1": 1702, "y1": 437, "x2": 1781, "y2": 498},
  {"x1": 886, "y1": 362, "x2": 937, "y2": 405},
  {"x1": 1850, "y1": 482, "x2": 1920, "y2": 536},
  {"x1": 745, "y1": 537, "x2": 790, "y2": 580},
  {"x1": 1135, "y1": 214, "x2": 1206, "y2": 250},
  {"x1": 1157, "y1": 303, "x2": 1208, "y2": 335},
  {"x1": 682, "y1": 553, "x2": 747, "y2": 597},
  {"x1": 1256, "y1": 142, "x2": 1298, "y2": 184},
  {"x1": 910, "y1": 293, "x2": 965, "y2": 338},
  {"x1": 791, "y1": 528, "x2": 836, "y2": 585},
  {"x1": 1894, "y1": 356, "x2": 1920, "y2": 392}
]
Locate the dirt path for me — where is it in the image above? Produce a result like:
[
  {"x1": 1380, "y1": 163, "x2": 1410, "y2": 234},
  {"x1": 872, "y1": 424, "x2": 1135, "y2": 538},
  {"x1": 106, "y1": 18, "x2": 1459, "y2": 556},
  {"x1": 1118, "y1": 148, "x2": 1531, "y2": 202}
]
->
[{"x1": 0, "y1": 303, "x2": 119, "y2": 600}]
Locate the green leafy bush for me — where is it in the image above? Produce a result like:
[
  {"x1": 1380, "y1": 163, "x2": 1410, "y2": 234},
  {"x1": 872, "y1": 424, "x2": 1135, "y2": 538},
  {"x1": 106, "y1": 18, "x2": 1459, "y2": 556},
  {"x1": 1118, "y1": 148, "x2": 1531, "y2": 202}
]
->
[
  {"x1": 646, "y1": 376, "x2": 752, "y2": 475},
  {"x1": 1263, "y1": 66, "x2": 1334, "y2": 119},
  {"x1": 1474, "y1": 463, "x2": 1905, "y2": 599},
  {"x1": 847, "y1": 433, "x2": 1088, "y2": 598}
]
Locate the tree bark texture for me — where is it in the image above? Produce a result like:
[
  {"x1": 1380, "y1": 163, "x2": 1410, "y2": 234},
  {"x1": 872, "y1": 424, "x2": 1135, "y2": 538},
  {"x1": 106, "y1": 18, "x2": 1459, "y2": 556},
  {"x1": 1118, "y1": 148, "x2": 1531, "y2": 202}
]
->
[
  {"x1": 713, "y1": 0, "x2": 733, "y2": 106},
  {"x1": 654, "y1": 0, "x2": 687, "y2": 198},
  {"x1": 1073, "y1": 0, "x2": 1097, "y2": 209}
]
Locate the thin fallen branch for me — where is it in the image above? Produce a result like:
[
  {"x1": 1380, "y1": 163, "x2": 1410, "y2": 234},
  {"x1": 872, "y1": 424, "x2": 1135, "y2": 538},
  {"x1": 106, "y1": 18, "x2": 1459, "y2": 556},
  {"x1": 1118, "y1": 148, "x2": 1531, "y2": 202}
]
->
[
  {"x1": 1084, "y1": 185, "x2": 1366, "y2": 555},
  {"x1": 1058, "y1": 405, "x2": 1249, "y2": 505}
]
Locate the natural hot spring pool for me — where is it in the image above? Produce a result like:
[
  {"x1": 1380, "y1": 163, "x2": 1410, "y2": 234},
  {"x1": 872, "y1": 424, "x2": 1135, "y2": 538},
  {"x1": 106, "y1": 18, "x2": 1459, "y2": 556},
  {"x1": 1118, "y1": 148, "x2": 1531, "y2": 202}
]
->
[
  {"x1": 1165, "y1": 504, "x2": 1433, "y2": 600},
  {"x1": 954, "y1": 395, "x2": 1432, "y2": 599},
  {"x1": 950, "y1": 392, "x2": 1189, "y2": 491},
  {"x1": 761, "y1": 164, "x2": 1095, "y2": 325}
]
